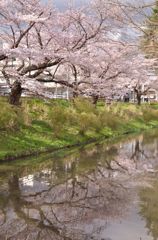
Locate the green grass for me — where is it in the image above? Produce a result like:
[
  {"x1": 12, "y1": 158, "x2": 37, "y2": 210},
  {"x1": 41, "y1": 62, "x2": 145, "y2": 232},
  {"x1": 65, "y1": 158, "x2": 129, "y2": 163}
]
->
[{"x1": 0, "y1": 96, "x2": 158, "y2": 160}]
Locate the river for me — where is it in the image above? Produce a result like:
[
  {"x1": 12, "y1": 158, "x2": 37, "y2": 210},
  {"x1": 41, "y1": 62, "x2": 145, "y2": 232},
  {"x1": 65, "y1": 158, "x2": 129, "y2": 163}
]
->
[{"x1": 0, "y1": 130, "x2": 158, "y2": 240}]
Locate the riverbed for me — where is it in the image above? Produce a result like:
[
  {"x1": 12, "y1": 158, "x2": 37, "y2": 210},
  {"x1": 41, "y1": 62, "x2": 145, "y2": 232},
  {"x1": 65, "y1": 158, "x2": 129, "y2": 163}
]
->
[{"x1": 0, "y1": 130, "x2": 158, "y2": 240}]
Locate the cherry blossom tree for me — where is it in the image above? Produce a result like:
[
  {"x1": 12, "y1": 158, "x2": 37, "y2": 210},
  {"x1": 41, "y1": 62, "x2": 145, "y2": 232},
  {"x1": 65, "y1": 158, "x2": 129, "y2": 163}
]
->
[
  {"x1": 68, "y1": 40, "x2": 157, "y2": 105},
  {"x1": 0, "y1": 0, "x2": 53, "y2": 104},
  {"x1": 0, "y1": 1, "x2": 90, "y2": 98},
  {"x1": 0, "y1": 0, "x2": 127, "y2": 104},
  {"x1": 0, "y1": 0, "x2": 157, "y2": 105}
]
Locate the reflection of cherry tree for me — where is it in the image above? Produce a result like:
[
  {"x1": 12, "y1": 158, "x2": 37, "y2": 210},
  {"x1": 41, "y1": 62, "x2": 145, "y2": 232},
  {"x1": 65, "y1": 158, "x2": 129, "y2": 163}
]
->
[
  {"x1": 111, "y1": 134, "x2": 158, "y2": 175},
  {"x1": 0, "y1": 160, "x2": 131, "y2": 240},
  {"x1": 1, "y1": 131, "x2": 158, "y2": 239},
  {"x1": 139, "y1": 179, "x2": 158, "y2": 240}
]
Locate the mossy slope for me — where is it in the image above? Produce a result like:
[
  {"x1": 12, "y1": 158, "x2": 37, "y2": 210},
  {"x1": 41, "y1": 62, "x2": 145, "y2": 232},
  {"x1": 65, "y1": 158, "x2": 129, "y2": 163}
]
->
[{"x1": 0, "y1": 96, "x2": 158, "y2": 161}]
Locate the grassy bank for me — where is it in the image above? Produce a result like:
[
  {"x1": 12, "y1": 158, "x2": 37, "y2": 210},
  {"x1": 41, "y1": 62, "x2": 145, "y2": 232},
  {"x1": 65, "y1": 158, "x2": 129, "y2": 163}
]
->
[{"x1": 0, "y1": 96, "x2": 158, "y2": 161}]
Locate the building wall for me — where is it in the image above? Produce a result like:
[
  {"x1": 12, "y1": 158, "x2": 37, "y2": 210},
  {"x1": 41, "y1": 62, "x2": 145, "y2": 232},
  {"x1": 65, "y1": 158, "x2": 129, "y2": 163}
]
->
[{"x1": 129, "y1": 89, "x2": 158, "y2": 103}]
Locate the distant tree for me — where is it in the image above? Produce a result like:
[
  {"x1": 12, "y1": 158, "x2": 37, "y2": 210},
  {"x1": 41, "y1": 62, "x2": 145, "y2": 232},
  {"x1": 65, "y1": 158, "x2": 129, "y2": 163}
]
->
[{"x1": 141, "y1": 0, "x2": 158, "y2": 58}]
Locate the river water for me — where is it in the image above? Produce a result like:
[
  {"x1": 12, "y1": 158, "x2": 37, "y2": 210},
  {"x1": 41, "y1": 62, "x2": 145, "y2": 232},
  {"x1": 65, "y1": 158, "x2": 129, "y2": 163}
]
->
[{"x1": 0, "y1": 130, "x2": 158, "y2": 240}]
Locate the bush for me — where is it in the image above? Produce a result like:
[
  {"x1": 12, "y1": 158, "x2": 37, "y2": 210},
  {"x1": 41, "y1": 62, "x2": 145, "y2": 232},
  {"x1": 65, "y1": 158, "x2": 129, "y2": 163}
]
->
[
  {"x1": 142, "y1": 108, "x2": 158, "y2": 122},
  {"x1": 22, "y1": 98, "x2": 50, "y2": 123},
  {"x1": 76, "y1": 112, "x2": 98, "y2": 135},
  {"x1": 73, "y1": 97, "x2": 96, "y2": 114},
  {"x1": 0, "y1": 101, "x2": 21, "y2": 130},
  {"x1": 98, "y1": 110, "x2": 122, "y2": 130},
  {"x1": 48, "y1": 106, "x2": 68, "y2": 137}
]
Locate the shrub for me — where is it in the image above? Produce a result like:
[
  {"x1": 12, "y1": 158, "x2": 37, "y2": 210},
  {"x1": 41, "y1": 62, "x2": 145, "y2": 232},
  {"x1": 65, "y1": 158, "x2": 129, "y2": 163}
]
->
[
  {"x1": 98, "y1": 109, "x2": 123, "y2": 130},
  {"x1": 142, "y1": 108, "x2": 158, "y2": 122},
  {"x1": 21, "y1": 98, "x2": 50, "y2": 123},
  {"x1": 0, "y1": 101, "x2": 20, "y2": 130},
  {"x1": 73, "y1": 97, "x2": 96, "y2": 114},
  {"x1": 48, "y1": 106, "x2": 68, "y2": 137},
  {"x1": 76, "y1": 112, "x2": 98, "y2": 135}
]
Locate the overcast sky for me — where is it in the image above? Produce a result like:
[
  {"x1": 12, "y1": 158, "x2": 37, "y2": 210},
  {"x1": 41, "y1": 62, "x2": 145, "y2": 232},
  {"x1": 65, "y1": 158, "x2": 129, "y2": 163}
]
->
[
  {"x1": 52, "y1": 0, "x2": 154, "y2": 9},
  {"x1": 46, "y1": 0, "x2": 154, "y2": 41},
  {"x1": 44, "y1": 0, "x2": 89, "y2": 9},
  {"x1": 41, "y1": 0, "x2": 155, "y2": 12}
]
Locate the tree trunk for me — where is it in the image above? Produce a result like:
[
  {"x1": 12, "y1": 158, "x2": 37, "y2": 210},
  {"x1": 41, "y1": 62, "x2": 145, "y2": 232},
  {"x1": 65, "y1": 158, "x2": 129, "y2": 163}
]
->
[
  {"x1": 9, "y1": 81, "x2": 22, "y2": 105},
  {"x1": 136, "y1": 93, "x2": 141, "y2": 105},
  {"x1": 92, "y1": 95, "x2": 99, "y2": 105},
  {"x1": 73, "y1": 90, "x2": 79, "y2": 98},
  {"x1": 134, "y1": 88, "x2": 141, "y2": 105}
]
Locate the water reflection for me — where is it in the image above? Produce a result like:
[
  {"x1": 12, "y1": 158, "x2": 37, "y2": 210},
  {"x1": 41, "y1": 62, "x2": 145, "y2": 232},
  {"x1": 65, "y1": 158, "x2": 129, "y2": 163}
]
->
[
  {"x1": 0, "y1": 130, "x2": 158, "y2": 239},
  {"x1": 139, "y1": 177, "x2": 158, "y2": 240}
]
